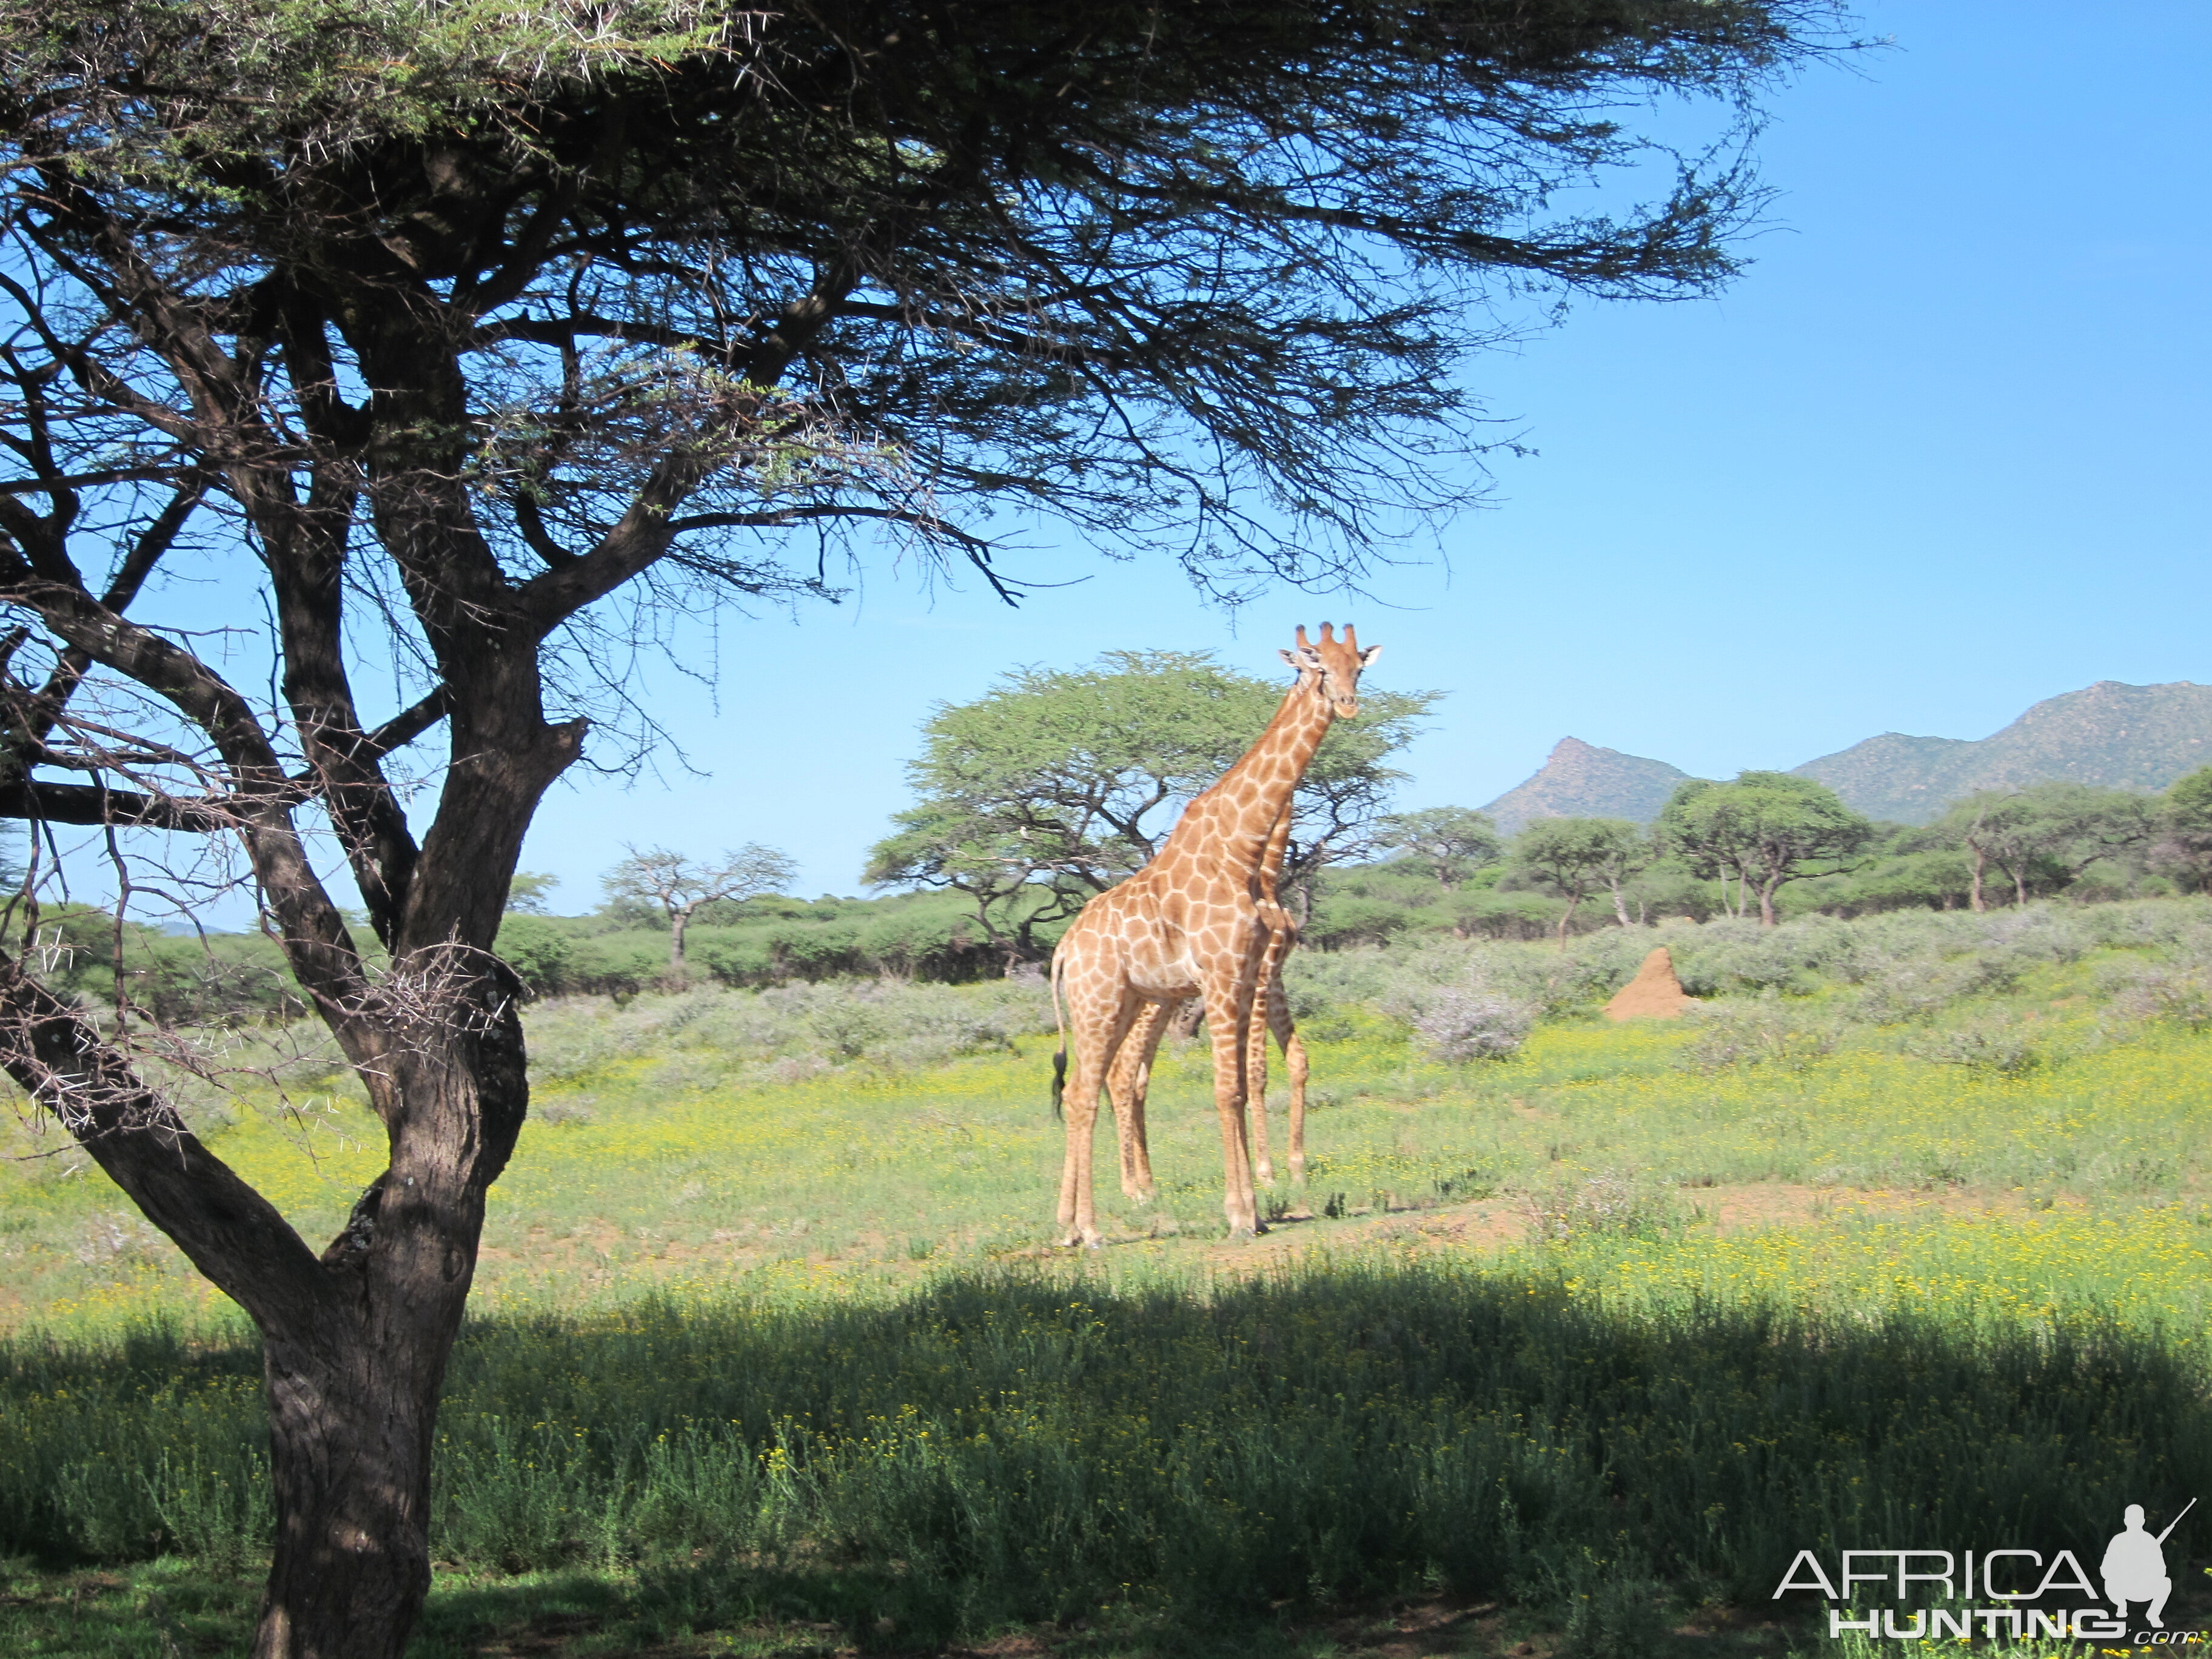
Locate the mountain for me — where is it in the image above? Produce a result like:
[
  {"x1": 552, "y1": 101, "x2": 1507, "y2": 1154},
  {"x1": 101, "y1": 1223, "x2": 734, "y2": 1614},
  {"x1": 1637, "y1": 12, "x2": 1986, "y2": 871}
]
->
[
  {"x1": 1479, "y1": 737, "x2": 1693, "y2": 835},
  {"x1": 1791, "y1": 680, "x2": 2212, "y2": 823}
]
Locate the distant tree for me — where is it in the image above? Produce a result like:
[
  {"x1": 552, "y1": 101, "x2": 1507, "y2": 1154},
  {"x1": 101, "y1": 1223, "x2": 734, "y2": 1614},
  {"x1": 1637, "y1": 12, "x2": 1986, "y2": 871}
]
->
[
  {"x1": 1934, "y1": 783, "x2": 2157, "y2": 910},
  {"x1": 1592, "y1": 826, "x2": 1658, "y2": 925},
  {"x1": 603, "y1": 846, "x2": 797, "y2": 970},
  {"x1": 504, "y1": 873, "x2": 560, "y2": 916},
  {"x1": 1375, "y1": 808, "x2": 1503, "y2": 890},
  {"x1": 2153, "y1": 767, "x2": 2212, "y2": 893},
  {"x1": 1658, "y1": 773, "x2": 1872, "y2": 926},
  {"x1": 865, "y1": 652, "x2": 1433, "y2": 959},
  {"x1": 1509, "y1": 817, "x2": 1647, "y2": 947}
]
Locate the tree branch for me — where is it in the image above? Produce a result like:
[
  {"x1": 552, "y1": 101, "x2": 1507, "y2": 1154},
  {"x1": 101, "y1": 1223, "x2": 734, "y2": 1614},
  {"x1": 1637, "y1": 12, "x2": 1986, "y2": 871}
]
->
[{"x1": 0, "y1": 948, "x2": 329, "y2": 1329}]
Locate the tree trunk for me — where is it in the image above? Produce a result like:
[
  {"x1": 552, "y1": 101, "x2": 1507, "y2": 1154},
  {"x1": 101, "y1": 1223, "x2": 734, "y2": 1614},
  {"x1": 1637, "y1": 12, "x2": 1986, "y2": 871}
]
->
[
  {"x1": 670, "y1": 907, "x2": 690, "y2": 969},
  {"x1": 1969, "y1": 845, "x2": 1988, "y2": 913},
  {"x1": 257, "y1": 1318, "x2": 448, "y2": 1659},
  {"x1": 0, "y1": 943, "x2": 528, "y2": 1659},
  {"x1": 1757, "y1": 876, "x2": 1781, "y2": 927},
  {"x1": 256, "y1": 1011, "x2": 524, "y2": 1657},
  {"x1": 1609, "y1": 877, "x2": 1632, "y2": 927},
  {"x1": 1555, "y1": 893, "x2": 1580, "y2": 950}
]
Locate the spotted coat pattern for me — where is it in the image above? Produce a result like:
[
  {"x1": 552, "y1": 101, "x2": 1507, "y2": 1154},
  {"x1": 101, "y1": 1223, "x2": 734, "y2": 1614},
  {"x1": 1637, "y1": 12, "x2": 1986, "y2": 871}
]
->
[{"x1": 1049, "y1": 625, "x2": 1378, "y2": 1244}]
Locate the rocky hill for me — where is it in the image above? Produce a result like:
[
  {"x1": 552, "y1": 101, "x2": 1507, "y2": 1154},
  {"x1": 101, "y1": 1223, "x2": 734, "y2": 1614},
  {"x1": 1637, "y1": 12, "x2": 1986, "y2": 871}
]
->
[
  {"x1": 1791, "y1": 680, "x2": 2212, "y2": 823},
  {"x1": 1480, "y1": 681, "x2": 2212, "y2": 830},
  {"x1": 1479, "y1": 737, "x2": 1692, "y2": 835}
]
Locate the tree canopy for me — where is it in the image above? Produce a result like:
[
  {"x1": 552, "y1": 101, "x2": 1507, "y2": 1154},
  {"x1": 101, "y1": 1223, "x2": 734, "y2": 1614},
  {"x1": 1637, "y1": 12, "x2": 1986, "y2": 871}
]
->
[
  {"x1": 0, "y1": 2, "x2": 1844, "y2": 1651},
  {"x1": 1657, "y1": 773, "x2": 1871, "y2": 926},
  {"x1": 1932, "y1": 783, "x2": 2157, "y2": 911},
  {"x1": 865, "y1": 649, "x2": 1433, "y2": 960},
  {"x1": 2154, "y1": 766, "x2": 2212, "y2": 893},
  {"x1": 1507, "y1": 816, "x2": 1647, "y2": 945},
  {"x1": 602, "y1": 844, "x2": 797, "y2": 968},
  {"x1": 1375, "y1": 806, "x2": 1504, "y2": 890}
]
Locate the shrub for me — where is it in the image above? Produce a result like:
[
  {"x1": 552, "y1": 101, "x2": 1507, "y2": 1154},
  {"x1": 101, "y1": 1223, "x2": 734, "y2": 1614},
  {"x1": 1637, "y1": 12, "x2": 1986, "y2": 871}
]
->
[
  {"x1": 1407, "y1": 989, "x2": 1538, "y2": 1062},
  {"x1": 520, "y1": 978, "x2": 1054, "y2": 1090},
  {"x1": 1521, "y1": 1170, "x2": 1680, "y2": 1243},
  {"x1": 1678, "y1": 996, "x2": 1842, "y2": 1074},
  {"x1": 1903, "y1": 1021, "x2": 2043, "y2": 1076}
]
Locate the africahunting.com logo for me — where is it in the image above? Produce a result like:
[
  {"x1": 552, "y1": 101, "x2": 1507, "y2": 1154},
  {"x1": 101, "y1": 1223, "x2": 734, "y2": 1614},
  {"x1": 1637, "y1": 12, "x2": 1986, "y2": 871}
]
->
[{"x1": 1777, "y1": 1499, "x2": 2202, "y2": 1643}]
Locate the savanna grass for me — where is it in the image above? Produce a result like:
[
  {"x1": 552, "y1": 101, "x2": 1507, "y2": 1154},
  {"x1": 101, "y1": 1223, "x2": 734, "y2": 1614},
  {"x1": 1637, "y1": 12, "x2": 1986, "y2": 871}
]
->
[
  {"x1": 4, "y1": 900, "x2": 2212, "y2": 1653},
  {"x1": 3, "y1": 1262, "x2": 2207, "y2": 1648}
]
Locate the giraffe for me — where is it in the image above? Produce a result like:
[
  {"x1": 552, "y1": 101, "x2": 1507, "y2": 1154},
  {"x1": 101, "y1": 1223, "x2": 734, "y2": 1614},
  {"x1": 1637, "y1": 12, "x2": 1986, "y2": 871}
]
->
[
  {"x1": 1048, "y1": 623, "x2": 1378, "y2": 1245},
  {"x1": 1102, "y1": 796, "x2": 1309, "y2": 1204}
]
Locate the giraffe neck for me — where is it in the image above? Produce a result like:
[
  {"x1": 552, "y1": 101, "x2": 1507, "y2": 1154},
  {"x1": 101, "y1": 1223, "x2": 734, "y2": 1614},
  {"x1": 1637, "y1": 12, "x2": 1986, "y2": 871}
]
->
[{"x1": 1161, "y1": 678, "x2": 1333, "y2": 874}]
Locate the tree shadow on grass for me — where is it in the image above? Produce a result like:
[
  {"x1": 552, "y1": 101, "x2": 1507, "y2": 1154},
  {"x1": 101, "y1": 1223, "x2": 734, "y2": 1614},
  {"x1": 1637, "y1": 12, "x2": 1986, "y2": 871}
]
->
[{"x1": 5, "y1": 1266, "x2": 2211, "y2": 1657}]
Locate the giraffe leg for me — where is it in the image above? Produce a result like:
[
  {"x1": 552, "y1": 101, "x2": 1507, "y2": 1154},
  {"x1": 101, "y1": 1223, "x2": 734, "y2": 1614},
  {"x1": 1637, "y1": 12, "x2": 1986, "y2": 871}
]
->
[
  {"x1": 1201, "y1": 960, "x2": 1263, "y2": 1238},
  {"x1": 1108, "y1": 999, "x2": 1171, "y2": 1202},
  {"x1": 1245, "y1": 971, "x2": 1274, "y2": 1190},
  {"x1": 1246, "y1": 928, "x2": 1294, "y2": 1188},
  {"x1": 1057, "y1": 987, "x2": 1142, "y2": 1248},
  {"x1": 1269, "y1": 974, "x2": 1310, "y2": 1185}
]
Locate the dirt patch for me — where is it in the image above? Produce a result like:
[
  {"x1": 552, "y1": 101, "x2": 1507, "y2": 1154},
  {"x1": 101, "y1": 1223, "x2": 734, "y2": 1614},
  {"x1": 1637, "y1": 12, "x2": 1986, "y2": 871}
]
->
[
  {"x1": 1168, "y1": 1178, "x2": 2075, "y2": 1271},
  {"x1": 465, "y1": 1177, "x2": 2077, "y2": 1293}
]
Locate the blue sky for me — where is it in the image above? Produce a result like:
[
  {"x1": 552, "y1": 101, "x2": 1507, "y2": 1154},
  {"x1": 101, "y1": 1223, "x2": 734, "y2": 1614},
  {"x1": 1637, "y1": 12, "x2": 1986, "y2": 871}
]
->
[
  {"x1": 498, "y1": 1, "x2": 2208, "y2": 910},
  {"x1": 45, "y1": 2, "x2": 2202, "y2": 922}
]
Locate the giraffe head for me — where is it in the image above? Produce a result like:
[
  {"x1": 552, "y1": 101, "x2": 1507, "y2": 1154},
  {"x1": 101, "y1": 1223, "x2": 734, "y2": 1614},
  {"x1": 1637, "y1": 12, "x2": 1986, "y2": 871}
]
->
[{"x1": 1281, "y1": 622, "x2": 1381, "y2": 718}]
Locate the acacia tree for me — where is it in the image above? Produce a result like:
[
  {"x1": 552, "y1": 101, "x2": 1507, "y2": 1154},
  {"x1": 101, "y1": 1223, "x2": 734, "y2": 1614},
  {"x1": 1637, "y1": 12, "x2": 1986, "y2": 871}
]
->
[
  {"x1": 0, "y1": 2, "x2": 1840, "y2": 1652},
  {"x1": 1375, "y1": 806, "x2": 1503, "y2": 890},
  {"x1": 2153, "y1": 767, "x2": 2212, "y2": 893},
  {"x1": 603, "y1": 844, "x2": 796, "y2": 968},
  {"x1": 1508, "y1": 817, "x2": 1647, "y2": 945},
  {"x1": 1936, "y1": 783, "x2": 2156, "y2": 910},
  {"x1": 1658, "y1": 773, "x2": 1871, "y2": 925}
]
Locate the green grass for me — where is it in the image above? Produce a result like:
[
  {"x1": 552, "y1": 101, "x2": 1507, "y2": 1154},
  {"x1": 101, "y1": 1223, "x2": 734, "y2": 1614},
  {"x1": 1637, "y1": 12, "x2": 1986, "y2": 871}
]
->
[{"x1": 3, "y1": 901, "x2": 2211, "y2": 1655}]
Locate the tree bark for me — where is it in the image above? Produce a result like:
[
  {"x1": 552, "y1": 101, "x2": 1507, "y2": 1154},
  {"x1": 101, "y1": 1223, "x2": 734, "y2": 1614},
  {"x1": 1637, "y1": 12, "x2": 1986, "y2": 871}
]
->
[
  {"x1": 256, "y1": 1008, "x2": 525, "y2": 1658},
  {"x1": 1969, "y1": 843, "x2": 1988, "y2": 913},
  {"x1": 0, "y1": 949, "x2": 526, "y2": 1659}
]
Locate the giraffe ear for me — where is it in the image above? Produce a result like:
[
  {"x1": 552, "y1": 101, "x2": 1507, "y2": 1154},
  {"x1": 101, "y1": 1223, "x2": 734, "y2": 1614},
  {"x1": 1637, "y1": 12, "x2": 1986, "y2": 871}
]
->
[
  {"x1": 1279, "y1": 648, "x2": 1300, "y2": 669},
  {"x1": 1359, "y1": 645, "x2": 1382, "y2": 666}
]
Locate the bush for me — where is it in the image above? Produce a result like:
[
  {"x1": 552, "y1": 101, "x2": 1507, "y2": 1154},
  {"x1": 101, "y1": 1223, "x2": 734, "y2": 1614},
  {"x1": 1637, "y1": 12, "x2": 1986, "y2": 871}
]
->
[
  {"x1": 1903, "y1": 1021, "x2": 2043, "y2": 1076},
  {"x1": 1678, "y1": 996, "x2": 1843, "y2": 1074},
  {"x1": 1406, "y1": 989, "x2": 1538, "y2": 1061},
  {"x1": 1520, "y1": 1170, "x2": 1681, "y2": 1244},
  {"x1": 520, "y1": 978, "x2": 1055, "y2": 1090}
]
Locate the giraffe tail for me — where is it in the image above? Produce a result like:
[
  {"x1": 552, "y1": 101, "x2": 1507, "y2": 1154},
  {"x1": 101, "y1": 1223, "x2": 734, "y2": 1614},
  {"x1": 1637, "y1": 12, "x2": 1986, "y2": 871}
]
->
[{"x1": 1048, "y1": 948, "x2": 1069, "y2": 1121}]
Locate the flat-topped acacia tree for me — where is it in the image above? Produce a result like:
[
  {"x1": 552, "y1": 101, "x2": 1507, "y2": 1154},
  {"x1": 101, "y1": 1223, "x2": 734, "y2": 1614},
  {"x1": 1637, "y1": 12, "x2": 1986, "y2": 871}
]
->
[{"x1": 0, "y1": 1, "x2": 1840, "y2": 1652}]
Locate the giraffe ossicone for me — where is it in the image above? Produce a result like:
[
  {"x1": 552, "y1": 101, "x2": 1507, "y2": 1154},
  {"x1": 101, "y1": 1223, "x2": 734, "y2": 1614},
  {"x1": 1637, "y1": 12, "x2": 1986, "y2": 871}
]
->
[{"x1": 1048, "y1": 623, "x2": 1380, "y2": 1245}]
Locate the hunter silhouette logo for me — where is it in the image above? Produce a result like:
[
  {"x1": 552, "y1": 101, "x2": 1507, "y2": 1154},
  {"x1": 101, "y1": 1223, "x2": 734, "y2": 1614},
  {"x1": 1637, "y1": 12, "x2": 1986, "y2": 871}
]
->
[
  {"x1": 2106, "y1": 1499, "x2": 2194, "y2": 1627},
  {"x1": 1775, "y1": 1498, "x2": 2203, "y2": 1642}
]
